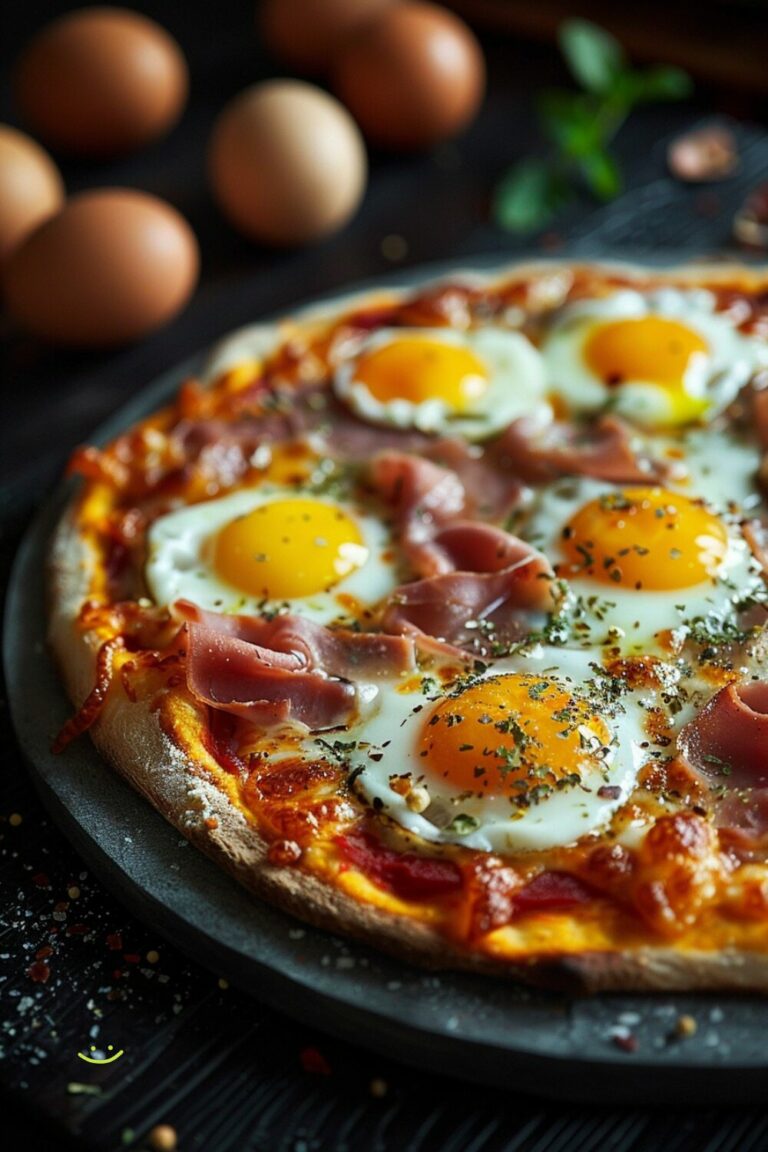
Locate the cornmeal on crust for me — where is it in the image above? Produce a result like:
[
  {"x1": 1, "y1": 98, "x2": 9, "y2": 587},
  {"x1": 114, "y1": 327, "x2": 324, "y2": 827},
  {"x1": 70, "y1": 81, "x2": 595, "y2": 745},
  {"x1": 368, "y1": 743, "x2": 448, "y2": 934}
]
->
[{"x1": 49, "y1": 261, "x2": 768, "y2": 990}]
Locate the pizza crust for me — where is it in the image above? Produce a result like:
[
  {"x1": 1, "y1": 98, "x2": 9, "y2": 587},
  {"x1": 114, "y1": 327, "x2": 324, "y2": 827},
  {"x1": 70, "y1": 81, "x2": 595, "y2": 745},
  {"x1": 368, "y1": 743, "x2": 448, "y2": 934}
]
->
[{"x1": 47, "y1": 260, "x2": 768, "y2": 993}]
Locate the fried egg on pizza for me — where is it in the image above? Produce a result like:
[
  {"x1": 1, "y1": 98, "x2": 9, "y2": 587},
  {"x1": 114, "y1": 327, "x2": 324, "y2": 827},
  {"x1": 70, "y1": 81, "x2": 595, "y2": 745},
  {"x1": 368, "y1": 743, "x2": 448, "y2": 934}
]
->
[{"x1": 49, "y1": 261, "x2": 768, "y2": 991}]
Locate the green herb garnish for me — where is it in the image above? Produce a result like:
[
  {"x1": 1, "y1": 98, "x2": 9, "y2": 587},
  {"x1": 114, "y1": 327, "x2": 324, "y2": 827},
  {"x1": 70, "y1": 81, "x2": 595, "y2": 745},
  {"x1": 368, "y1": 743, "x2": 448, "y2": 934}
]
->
[{"x1": 493, "y1": 20, "x2": 691, "y2": 233}]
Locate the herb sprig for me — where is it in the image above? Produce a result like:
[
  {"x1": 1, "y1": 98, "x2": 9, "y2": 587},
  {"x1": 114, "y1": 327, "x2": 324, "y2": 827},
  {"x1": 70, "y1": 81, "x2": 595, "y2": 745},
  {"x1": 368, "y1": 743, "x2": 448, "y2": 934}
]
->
[{"x1": 493, "y1": 20, "x2": 692, "y2": 233}]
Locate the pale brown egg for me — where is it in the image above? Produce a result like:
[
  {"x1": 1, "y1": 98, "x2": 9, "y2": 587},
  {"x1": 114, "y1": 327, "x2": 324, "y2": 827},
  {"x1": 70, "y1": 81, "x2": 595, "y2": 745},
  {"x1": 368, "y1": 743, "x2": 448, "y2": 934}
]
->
[
  {"x1": 208, "y1": 80, "x2": 367, "y2": 247},
  {"x1": 2, "y1": 188, "x2": 199, "y2": 347},
  {"x1": 332, "y1": 1, "x2": 485, "y2": 150},
  {"x1": 260, "y1": 0, "x2": 394, "y2": 75},
  {"x1": 15, "y1": 7, "x2": 188, "y2": 157},
  {"x1": 0, "y1": 125, "x2": 64, "y2": 262}
]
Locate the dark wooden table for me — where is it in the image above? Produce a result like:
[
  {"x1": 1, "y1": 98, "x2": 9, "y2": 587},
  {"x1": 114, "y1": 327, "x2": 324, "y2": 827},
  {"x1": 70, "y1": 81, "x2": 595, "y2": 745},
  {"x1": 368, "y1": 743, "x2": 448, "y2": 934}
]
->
[{"x1": 3, "y1": 3, "x2": 768, "y2": 1149}]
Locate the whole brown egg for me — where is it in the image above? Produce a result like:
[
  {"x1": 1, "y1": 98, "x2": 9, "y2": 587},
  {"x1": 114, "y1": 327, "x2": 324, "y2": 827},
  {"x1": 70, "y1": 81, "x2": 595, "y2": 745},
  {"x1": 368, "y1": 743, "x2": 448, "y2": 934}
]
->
[
  {"x1": 260, "y1": 0, "x2": 394, "y2": 75},
  {"x1": 331, "y1": 1, "x2": 485, "y2": 150},
  {"x1": 209, "y1": 80, "x2": 367, "y2": 246},
  {"x1": 2, "y1": 189, "x2": 199, "y2": 347},
  {"x1": 0, "y1": 125, "x2": 64, "y2": 262},
  {"x1": 15, "y1": 7, "x2": 188, "y2": 157}
]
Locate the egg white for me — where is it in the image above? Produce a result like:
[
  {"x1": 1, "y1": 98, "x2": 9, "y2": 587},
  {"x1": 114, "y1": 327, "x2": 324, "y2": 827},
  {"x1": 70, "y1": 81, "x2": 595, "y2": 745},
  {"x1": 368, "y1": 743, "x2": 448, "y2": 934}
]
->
[
  {"x1": 521, "y1": 475, "x2": 767, "y2": 654},
  {"x1": 541, "y1": 288, "x2": 768, "y2": 428},
  {"x1": 145, "y1": 482, "x2": 397, "y2": 626},
  {"x1": 331, "y1": 646, "x2": 647, "y2": 853},
  {"x1": 333, "y1": 326, "x2": 548, "y2": 440}
]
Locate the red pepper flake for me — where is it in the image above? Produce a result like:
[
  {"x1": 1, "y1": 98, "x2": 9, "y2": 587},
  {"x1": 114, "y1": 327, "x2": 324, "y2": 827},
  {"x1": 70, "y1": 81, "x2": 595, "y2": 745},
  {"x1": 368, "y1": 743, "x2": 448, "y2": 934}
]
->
[
  {"x1": 32, "y1": 872, "x2": 50, "y2": 888},
  {"x1": 35, "y1": 946, "x2": 53, "y2": 960},
  {"x1": 613, "y1": 1033, "x2": 639, "y2": 1053},
  {"x1": 27, "y1": 960, "x2": 50, "y2": 984},
  {"x1": 300, "y1": 1046, "x2": 332, "y2": 1076},
  {"x1": 123, "y1": 953, "x2": 141, "y2": 964},
  {"x1": 106, "y1": 932, "x2": 123, "y2": 951}
]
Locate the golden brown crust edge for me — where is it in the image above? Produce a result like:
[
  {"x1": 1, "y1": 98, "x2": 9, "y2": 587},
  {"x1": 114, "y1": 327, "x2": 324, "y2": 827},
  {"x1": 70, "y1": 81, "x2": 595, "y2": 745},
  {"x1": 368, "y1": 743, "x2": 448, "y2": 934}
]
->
[{"x1": 46, "y1": 260, "x2": 768, "y2": 993}]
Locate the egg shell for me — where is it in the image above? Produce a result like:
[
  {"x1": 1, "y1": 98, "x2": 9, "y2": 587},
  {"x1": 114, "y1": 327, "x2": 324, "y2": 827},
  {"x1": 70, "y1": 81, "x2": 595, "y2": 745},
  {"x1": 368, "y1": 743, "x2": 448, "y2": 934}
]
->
[
  {"x1": 15, "y1": 7, "x2": 188, "y2": 157},
  {"x1": 260, "y1": 0, "x2": 394, "y2": 75},
  {"x1": 208, "y1": 80, "x2": 367, "y2": 246},
  {"x1": 331, "y1": 1, "x2": 485, "y2": 150},
  {"x1": 0, "y1": 125, "x2": 64, "y2": 262},
  {"x1": 2, "y1": 188, "x2": 199, "y2": 347}
]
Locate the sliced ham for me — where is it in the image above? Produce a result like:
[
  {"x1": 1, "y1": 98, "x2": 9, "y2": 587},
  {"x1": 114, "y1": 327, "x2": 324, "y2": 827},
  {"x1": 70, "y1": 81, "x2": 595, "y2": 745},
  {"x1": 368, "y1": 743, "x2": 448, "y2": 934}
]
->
[
  {"x1": 426, "y1": 437, "x2": 523, "y2": 520},
  {"x1": 678, "y1": 681, "x2": 768, "y2": 789},
  {"x1": 177, "y1": 602, "x2": 415, "y2": 678},
  {"x1": 381, "y1": 532, "x2": 556, "y2": 656},
  {"x1": 493, "y1": 411, "x2": 666, "y2": 485},
  {"x1": 171, "y1": 384, "x2": 435, "y2": 486},
  {"x1": 185, "y1": 622, "x2": 354, "y2": 729},
  {"x1": 679, "y1": 681, "x2": 768, "y2": 847},
  {"x1": 369, "y1": 451, "x2": 465, "y2": 576},
  {"x1": 178, "y1": 602, "x2": 415, "y2": 731},
  {"x1": 716, "y1": 789, "x2": 768, "y2": 843},
  {"x1": 369, "y1": 450, "x2": 556, "y2": 654}
]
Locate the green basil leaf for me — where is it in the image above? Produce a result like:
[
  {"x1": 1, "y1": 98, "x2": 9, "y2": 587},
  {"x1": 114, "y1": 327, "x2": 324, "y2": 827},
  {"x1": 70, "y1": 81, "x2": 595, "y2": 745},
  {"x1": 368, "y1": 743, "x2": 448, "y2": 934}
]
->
[
  {"x1": 493, "y1": 159, "x2": 568, "y2": 233},
  {"x1": 538, "y1": 89, "x2": 603, "y2": 157},
  {"x1": 632, "y1": 65, "x2": 693, "y2": 102},
  {"x1": 559, "y1": 19, "x2": 625, "y2": 94},
  {"x1": 579, "y1": 149, "x2": 622, "y2": 200}
]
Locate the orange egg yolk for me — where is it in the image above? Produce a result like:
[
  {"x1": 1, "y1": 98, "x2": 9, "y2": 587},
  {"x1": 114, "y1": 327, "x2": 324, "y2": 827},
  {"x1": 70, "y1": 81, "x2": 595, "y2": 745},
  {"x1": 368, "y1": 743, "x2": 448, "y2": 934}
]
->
[
  {"x1": 419, "y1": 674, "x2": 611, "y2": 800},
  {"x1": 561, "y1": 487, "x2": 728, "y2": 591},
  {"x1": 584, "y1": 316, "x2": 708, "y2": 390},
  {"x1": 213, "y1": 498, "x2": 368, "y2": 599},
  {"x1": 354, "y1": 337, "x2": 489, "y2": 410}
]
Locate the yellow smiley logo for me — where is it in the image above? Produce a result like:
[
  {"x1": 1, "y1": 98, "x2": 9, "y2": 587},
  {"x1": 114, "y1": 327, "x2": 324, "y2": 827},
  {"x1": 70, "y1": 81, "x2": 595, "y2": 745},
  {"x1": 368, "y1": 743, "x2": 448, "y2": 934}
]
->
[{"x1": 77, "y1": 1044, "x2": 125, "y2": 1065}]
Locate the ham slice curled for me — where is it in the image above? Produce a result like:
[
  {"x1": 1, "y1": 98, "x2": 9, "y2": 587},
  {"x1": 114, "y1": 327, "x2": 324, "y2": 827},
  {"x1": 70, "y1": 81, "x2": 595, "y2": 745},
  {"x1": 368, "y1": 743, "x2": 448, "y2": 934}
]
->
[
  {"x1": 493, "y1": 411, "x2": 666, "y2": 486},
  {"x1": 678, "y1": 681, "x2": 768, "y2": 844},
  {"x1": 177, "y1": 602, "x2": 415, "y2": 731},
  {"x1": 678, "y1": 681, "x2": 768, "y2": 790},
  {"x1": 370, "y1": 452, "x2": 557, "y2": 655}
]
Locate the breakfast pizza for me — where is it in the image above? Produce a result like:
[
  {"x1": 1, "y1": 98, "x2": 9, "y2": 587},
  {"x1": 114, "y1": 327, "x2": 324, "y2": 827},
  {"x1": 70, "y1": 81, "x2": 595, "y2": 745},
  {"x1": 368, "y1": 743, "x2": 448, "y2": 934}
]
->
[{"x1": 49, "y1": 260, "x2": 768, "y2": 991}]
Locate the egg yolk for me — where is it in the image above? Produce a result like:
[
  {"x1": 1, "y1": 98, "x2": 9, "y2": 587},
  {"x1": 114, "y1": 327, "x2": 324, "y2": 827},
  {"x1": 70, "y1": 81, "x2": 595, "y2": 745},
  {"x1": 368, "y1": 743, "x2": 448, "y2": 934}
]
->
[
  {"x1": 354, "y1": 337, "x2": 489, "y2": 410},
  {"x1": 213, "y1": 499, "x2": 368, "y2": 599},
  {"x1": 561, "y1": 487, "x2": 728, "y2": 590},
  {"x1": 420, "y1": 674, "x2": 611, "y2": 801},
  {"x1": 584, "y1": 316, "x2": 708, "y2": 391}
]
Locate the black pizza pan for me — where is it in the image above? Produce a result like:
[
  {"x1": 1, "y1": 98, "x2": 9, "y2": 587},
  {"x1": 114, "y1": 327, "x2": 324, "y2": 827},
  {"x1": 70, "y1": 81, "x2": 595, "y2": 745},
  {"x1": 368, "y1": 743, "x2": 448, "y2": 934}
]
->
[{"x1": 6, "y1": 258, "x2": 768, "y2": 1105}]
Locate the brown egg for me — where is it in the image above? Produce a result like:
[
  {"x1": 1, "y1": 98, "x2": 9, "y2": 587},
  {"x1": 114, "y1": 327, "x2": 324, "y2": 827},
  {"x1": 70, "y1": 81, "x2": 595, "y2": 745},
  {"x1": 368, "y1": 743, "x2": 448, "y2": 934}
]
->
[
  {"x1": 260, "y1": 0, "x2": 394, "y2": 75},
  {"x1": 0, "y1": 125, "x2": 64, "y2": 262},
  {"x1": 208, "y1": 80, "x2": 367, "y2": 247},
  {"x1": 15, "y1": 7, "x2": 188, "y2": 157},
  {"x1": 2, "y1": 189, "x2": 199, "y2": 347},
  {"x1": 332, "y1": 1, "x2": 485, "y2": 150}
]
